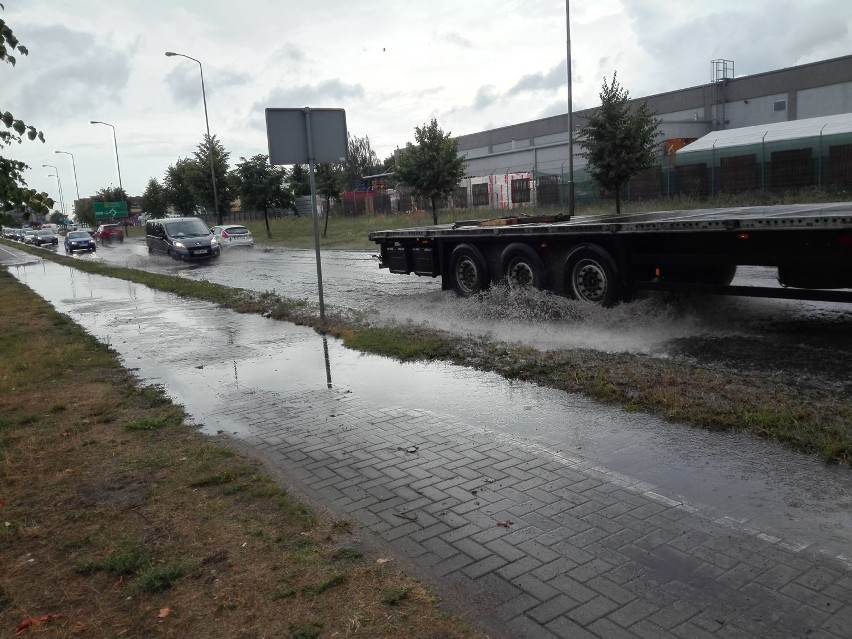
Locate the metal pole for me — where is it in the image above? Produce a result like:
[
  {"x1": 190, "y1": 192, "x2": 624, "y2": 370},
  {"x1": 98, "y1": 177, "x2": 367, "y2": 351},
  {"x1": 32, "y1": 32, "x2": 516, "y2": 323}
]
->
[
  {"x1": 55, "y1": 150, "x2": 80, "y2": 200},
  {"x1": 90, "y1": 121, "x2": 123, "y2": 194},
  {"x1": 304, "y1": 107, "x2": 326, "y2": 321},
  {"x1": 43, "y1": 164, "x2": 65, "y2": 217},
  {"x1": 165, "y1": 52, "x2": 221, "y2": 225},
  {"x1": 565, "y1": 0, "x2": 575, "y2": 217}
]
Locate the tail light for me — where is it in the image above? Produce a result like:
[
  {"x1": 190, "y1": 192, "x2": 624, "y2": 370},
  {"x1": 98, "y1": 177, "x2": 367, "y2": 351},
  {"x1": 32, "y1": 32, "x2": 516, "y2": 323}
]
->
[{"x1": 221, "y1": 230, "x2": 229, "y2": 239}]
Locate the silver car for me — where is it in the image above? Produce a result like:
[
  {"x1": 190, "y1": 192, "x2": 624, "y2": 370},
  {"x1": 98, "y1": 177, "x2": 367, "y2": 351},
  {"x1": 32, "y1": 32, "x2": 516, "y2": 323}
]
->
[{"x1": 211, "y1": 224, "x2": 254, "y2": 249}]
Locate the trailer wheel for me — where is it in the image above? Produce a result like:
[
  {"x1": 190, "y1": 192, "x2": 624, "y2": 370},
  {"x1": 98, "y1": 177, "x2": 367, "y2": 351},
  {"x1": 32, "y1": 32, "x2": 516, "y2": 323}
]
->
[
  {"x1": 449, "y1": 244, "x2": 489, "y2": 297},
  {"x1": 565, "y1": 245, "x2": 620, "y2": 305},
  {"x1": 501, "y1": 243, "x2": 547, "y2": 290}
]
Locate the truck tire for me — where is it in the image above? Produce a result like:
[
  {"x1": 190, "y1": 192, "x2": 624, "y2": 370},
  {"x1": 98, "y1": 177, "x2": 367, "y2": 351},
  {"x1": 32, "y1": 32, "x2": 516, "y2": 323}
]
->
[
  {"x1": 449, "y1": 244, "x2": 489, "y2": 297},
  {"x1": 564, "y1": 244, "x2": 620, "y2": 305},
  {"x1": 500, "y1": 243, "x2": 547, "y2": 290}
]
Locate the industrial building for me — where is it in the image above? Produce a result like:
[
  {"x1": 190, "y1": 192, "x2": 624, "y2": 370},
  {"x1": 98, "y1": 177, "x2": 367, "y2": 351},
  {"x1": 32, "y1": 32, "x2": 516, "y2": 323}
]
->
[{"x1": 452, "y1": 55, "x2": 852, "y2": 209}]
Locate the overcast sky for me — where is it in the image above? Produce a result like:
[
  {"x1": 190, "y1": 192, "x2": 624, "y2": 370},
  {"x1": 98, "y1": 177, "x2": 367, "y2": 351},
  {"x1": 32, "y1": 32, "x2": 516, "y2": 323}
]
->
[{"x1": 3, "y1": 0, "x2": 851, "y2": 208}]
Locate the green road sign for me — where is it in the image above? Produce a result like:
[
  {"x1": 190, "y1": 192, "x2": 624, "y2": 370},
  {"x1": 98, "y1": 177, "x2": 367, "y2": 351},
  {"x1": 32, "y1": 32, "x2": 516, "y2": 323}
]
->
[{"x1": 94, "y1": 201, "x2": 128, "y2": 220}]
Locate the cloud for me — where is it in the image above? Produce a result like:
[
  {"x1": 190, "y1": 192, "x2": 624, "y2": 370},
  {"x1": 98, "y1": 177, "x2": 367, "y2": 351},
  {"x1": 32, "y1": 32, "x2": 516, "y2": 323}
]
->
[
  {"x1": 246, "y1": 79, "x2": 366, "y2": 128},
  {"x1": 508, "y1": 61, "x2": 566, "y2": 96},
  {"x1": 4, "y1": 24, "x2": 135, "y2": 123},
  {"x1": 165, "y1": 64, "x2": 250, "y2": 107},
  {"x1": 473, "y1": 84, "x2": 499, "y2": 110},
  {"x1": 269, "y1": 43, "x2": 305, "y2": 63},
  {"x1": 436, "y1": 31, "x2": 473, "y2": 48}
]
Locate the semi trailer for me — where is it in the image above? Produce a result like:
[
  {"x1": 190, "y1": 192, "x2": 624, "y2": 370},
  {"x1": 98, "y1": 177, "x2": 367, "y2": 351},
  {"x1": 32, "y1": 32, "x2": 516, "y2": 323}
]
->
[{"x1": 368, "y1": 202, "x2": 852, "y2": 305}]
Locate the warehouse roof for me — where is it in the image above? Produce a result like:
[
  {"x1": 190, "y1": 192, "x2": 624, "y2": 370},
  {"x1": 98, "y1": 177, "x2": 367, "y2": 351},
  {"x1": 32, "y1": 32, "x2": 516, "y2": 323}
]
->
[{"x1": 678, "y1": 112, "x2": 852, "y2": 153}]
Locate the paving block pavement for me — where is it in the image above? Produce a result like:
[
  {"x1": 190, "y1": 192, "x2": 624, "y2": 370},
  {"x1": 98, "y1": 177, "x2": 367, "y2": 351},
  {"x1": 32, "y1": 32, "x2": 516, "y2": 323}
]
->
[{"x1": 221, "y1": 385, "x2": 850, "y2": 639}]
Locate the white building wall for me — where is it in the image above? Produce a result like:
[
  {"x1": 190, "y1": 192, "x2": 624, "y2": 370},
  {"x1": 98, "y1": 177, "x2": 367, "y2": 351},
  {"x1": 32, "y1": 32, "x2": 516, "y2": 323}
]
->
[
  {"x1": 797, "y1": 82, "x2": 852, "y2": 118},
  {"x1": 715, "y1": 93, "x2": 789, "y2": 129}
]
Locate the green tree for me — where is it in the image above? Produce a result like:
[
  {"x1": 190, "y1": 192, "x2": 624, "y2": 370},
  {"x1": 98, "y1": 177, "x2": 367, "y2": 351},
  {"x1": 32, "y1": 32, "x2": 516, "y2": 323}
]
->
[
  {"x1": 74, "y1": 197, "x2": 95, "y2": 228},
  {"x1": 164, "y1": 158, "x2": 199, "y2": 217},
  {"x1": 1, "y1": 7, "x2": 52, "y2": 216},
  {"x1": 578, "y1": 72, "x2": 661, "y2": 214},
  {"x1": 192, "y1": 134, "x2": 233, "y2": 223},
  {"x1": 232, "y1": 154, "x2": 291, "y2": 239},
  {"x1": 94, "y1": 186, "x2": 128, "y2": 203},
  {"x1": 343, "y1": 133, "x2": 379, "y2": 190},
  {"x1": 394, "y1": 118, "x2": 467, "y2": 224},
  {"x1": 315, "y1": 163, "x2": 344, "y2": 237},
  {"x1": 290, "y1": 164, "x2": 311, "y2": 199},
  {"x1": 141, "y1": 178, "x2": 169, "y2": 218}
]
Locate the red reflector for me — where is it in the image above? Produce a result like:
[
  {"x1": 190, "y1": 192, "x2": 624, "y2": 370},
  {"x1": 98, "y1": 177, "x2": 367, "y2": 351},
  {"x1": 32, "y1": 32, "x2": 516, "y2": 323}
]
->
[
  {"x1": 839, "y1": 234, "x2": 852, "y2": 247},
  {"x1": 540, "y1": 242, "x2": 548, "y2": 249},
  {"x1": 221, "y1": 231, "x2": 229, "y2": 238},
  {"x1": 737, "y1": 233, "x2": 750, "y2": 240},
  {"x1": 655, "y1": 267, "x2": 661, "y2": 277}
]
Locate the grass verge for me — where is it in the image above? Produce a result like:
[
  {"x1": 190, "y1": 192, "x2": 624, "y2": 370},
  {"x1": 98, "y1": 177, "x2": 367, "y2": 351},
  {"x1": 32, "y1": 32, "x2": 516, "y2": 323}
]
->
[
  {"x1": 0, "y1": 269, "x2": 483, "y2": 638},
  {"x1": 5, "y1": 238, "x2": 851, "y2": 464}
]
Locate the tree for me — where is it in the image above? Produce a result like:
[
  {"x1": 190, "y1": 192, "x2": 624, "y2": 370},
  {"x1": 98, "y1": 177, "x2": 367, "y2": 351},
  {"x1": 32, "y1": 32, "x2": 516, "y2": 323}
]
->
[
  {"x1": 74, "y1": 197, "x2": 95, "y2": 228},
  {"x1": 1, "y1": 7, "x2": 53, "y2": 216},
  {"x1": 94, "y1": 186, "x2": 128, "y2": 203},
  {"x1": 141, "y1": 178, "x2": 169, "y2": 219},
  {"x1": 164, "y1": 158, "x2": 199, "y2": 217},
  {"x1": 315, "y1": 163, "x2": 344, "y2": 237},
  {"x1": 192, "y1": 134, "x2": 233, "y2": 223},
  {"x1": 343, "y1": 133, "x2": 380, "y2": 190},
  {"x1": 578, "y1": 72, "x2": 661, "y2": 214},
  {"x1": 394, "y1": 118, "x2": 467, "y2": 224},
  {"x1": 289, "y1": 164, "x2": 311, "y2": 199},
  {"x1": 232, "y1": 154, "x2": 292, "y2": 238}
]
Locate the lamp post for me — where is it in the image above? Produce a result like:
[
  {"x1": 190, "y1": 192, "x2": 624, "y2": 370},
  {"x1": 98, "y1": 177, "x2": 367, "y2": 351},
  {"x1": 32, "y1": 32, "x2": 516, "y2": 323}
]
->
[
  {"x1": 90, "y1": 120, "x2": 123, "y2": 194},
  {"x1": 565, "y1": 0, "x2": 575, "y2": 217},
  {"x1": 43, "y1": 164, "x2": 66, "y2": 217},
  {"x1": 54, "y1": 150, "x2": 80, "y2": 200},
  {"x1": 165, "y1": 50, "x2": 221, "y2": 224}
]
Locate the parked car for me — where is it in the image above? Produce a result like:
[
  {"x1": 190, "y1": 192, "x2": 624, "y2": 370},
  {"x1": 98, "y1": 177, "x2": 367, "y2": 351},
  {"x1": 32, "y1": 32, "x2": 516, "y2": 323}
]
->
[
  {"x1": 94, "y1": 223, "x2": 124, "y2": 243},
  {"x1": 210, "y1": 224, "x2": 254, "y2": 249},
  {"x1": 146, "y1": 217, "x2": 220, "y2": 261},
  {"x1": 23, "y1": 229, "x2": 38, "y2": 244},
  {"x1": 33, "y1": 229, "x2": 58, "y2": 246},
  {"x1": 11, "y1": 228, "x2": 24, "y2": 241},
  {"x1": 64, "y1": 230, "x2": 97, "y2": 254}
]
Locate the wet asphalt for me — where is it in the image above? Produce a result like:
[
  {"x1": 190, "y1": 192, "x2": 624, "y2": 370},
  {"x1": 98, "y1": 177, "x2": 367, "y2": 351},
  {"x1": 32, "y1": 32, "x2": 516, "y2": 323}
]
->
[{"x1": 3, "y1": 242, "x2": 852, "y2": 638}]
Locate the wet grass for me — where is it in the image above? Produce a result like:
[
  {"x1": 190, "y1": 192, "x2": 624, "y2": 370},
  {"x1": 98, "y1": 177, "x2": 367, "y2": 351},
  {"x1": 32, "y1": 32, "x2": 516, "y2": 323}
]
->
[
  {"x1": 4, "y1": 237, "x2": 851, "y2": 464},
  {"x1": 0, "y1": 269, "x2": 484, "y2": 639}
]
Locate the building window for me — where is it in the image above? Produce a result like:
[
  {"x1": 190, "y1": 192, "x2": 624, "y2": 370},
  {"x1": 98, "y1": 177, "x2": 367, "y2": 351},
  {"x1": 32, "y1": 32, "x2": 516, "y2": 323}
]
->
[
  {"x1": 774, "y1": 99, "x2": 787, "y2": 112},
  {"x1": 471, "y1": 183, "x2": 490, "y2": 206},
  {"x1": 511, "y1": 178, "x2": 531, "y2": 203}
]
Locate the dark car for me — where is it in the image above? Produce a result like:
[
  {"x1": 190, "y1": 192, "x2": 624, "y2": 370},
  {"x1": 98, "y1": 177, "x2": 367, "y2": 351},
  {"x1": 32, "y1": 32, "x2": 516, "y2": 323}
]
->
[
  {"x1": 33, "y1": 229, "x2": 58, "y2": 246},
  {"x1": 94, "y1": 224, "x2": 124, "y2": 243},
  {"x1": 64, "y1": 230, "x2": 97, "y2": 253},
  {"x1": 146, "y1": 217, "x2": 220, "y2": 261}
]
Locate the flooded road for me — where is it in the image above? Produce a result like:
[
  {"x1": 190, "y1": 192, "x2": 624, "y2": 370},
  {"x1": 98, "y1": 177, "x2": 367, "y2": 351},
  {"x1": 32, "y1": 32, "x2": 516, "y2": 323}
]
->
[
  {"x1": 7, "y1": 258, "x2": 852, "y2": 561},
  {"x1": 65, "y1": 238, "x2": 852, "y2": 393}
]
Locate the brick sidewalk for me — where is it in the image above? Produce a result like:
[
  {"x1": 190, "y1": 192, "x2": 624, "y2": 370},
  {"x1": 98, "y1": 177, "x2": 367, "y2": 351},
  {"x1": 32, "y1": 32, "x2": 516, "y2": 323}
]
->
[{"x1": 222, "y1": 385, "x2": 851, "y2": 639}]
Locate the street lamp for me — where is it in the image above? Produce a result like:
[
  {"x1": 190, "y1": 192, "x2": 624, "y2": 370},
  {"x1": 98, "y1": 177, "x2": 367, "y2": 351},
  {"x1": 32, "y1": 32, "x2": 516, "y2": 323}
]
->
[
  {"x1": 42, "y1": 164, "x2": 66, "y2": 217},
  {"x1": 54, "y1": 150, "x2": 80, "y2": 200},
  {"x1": 90, "y1": 120, "x2": 123, "y2": 194},
  {"x1": 165, "y1": 50, "x2": 221, "y2": 224}
]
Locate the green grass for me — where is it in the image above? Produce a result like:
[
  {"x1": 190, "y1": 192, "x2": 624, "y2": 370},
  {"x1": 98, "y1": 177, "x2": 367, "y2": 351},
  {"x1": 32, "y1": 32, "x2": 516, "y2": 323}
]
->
[{"x1": 133, "y1": 562, "x2": 186, "y2": 593}]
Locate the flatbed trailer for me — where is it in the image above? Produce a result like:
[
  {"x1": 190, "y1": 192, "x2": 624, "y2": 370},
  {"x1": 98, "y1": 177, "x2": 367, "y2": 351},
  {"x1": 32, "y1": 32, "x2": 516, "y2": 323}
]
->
[{"x1": 368, "y1": 203, "x2": 852, "y2": 305}]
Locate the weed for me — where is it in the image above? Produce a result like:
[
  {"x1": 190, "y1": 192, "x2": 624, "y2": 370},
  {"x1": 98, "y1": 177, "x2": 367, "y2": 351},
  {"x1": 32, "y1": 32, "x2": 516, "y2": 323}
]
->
[
  {"x1": 302, "y1": 573, "x2": 347, "y2": 597},
  {"x1": 331, "y1": 519, "x2": 352, "y2": 534},
  {"x1": 134, "y1": 562, "x2": 185, "y2": 593},
  {"x1": 380, "y1": 586, "x2": 412, "y2": 605},
  {"x1": 271, "y1": 587, "x2": 296, "y2": 601},
  {"x1": 332, "y1": 547, "x2": 362, "y2": 561},
  {"x1": 288, "y1": 623, "x2": 322, "y2": 639},
  {"x1": 0, "y1": 585, "x2": 11, "y2": 611},
  {"x1": 124, "y1": 416, "x2": 174, "y2": 431},
  {"x1": 75, "y1": 543, "x2": 147, "y2": 577}
]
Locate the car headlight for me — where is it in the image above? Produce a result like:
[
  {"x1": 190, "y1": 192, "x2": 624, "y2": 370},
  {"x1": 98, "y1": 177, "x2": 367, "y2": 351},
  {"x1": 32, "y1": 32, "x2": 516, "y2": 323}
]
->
[
  {"x1": 174, "y1": 241, "x2": 185, "y2": 248},
  {"x1": 210, "y1": 238, "x2": 218, "y2": 245}
]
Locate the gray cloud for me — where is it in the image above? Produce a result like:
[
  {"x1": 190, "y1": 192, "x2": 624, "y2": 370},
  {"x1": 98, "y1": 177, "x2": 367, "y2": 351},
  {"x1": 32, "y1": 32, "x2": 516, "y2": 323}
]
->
[
  {"x1": 508, "y1": 61, "x2": 566, "y2": 96},
  {"x1": 437, "y1": 31, "x2": 473, "y2": 49},
  {"x1": 165, "y1": 65, "x2": 251, "y2": 108},
  {"x1": 6, "y1": 24, "x2": 135, "y2": 123},
  {"x1": 473, "y1": 84, "x2": 499, "y2": 110},
  {"x1": 248, "y1": 79, "x2": 366, "y2": 128},
  {"x1": 269, "y1": 42, "x2": 305, "y2": 63}
]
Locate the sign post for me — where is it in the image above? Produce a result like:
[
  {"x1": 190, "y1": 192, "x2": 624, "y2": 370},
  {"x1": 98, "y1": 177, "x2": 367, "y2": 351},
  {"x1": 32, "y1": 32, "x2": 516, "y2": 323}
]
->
[
  {"x1": 265, "y1": 108, "x2": 347, "y2": 321},
  {"x1": 94, "y1": 201, "x2": 129, "y2": 220}
]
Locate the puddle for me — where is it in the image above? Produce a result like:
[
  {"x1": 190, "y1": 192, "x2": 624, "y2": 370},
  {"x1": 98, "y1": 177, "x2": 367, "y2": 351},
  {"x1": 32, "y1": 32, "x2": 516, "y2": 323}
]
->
[{"x1": 7, "y1": 257, "x2": 852, "y2": 559}]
